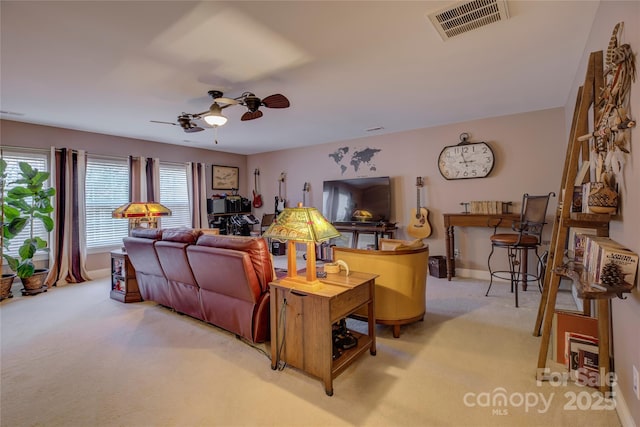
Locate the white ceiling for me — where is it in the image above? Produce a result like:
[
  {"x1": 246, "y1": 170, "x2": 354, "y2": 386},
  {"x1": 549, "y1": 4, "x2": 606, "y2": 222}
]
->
[{"x1": 1, "y1": 1, "x2": 599, "y2": 155}]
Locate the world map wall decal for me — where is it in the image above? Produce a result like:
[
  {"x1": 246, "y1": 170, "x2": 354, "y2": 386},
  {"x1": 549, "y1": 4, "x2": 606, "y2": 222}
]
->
[{"x1": 328, "y1": 146, "x2": 381, "y2": 175}]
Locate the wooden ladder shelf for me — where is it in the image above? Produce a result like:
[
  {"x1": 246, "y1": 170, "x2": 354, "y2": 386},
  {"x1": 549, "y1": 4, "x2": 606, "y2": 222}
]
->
[{"x1": 532, "y1": 50, "x2": 616, "y2": 394}]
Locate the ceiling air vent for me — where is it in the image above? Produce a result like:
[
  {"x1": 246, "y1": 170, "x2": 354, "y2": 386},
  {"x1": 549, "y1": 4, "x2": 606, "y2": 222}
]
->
[{"x1": 428, "y1": 0, "x2": 509, "y2": 41}]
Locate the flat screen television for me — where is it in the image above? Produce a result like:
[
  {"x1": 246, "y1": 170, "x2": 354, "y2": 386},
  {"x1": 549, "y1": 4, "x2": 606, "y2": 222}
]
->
[{"x1": 322, "y1": 176, "x2": 391, "y2": 224}]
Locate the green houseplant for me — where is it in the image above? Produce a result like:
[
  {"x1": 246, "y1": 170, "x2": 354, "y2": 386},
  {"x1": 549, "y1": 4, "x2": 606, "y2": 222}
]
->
[
  {"x1": 0, "y1": 158, "x2": 17, "y2": 300},
  {"x1": 2, "y1": 161, "x2": 55, "y2": 295}
]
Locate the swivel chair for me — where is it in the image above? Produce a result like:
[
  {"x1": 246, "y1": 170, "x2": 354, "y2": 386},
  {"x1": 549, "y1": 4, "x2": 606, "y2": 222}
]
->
[{"x1": 486, "y1": 192, "x2": 555, "y2": 307}]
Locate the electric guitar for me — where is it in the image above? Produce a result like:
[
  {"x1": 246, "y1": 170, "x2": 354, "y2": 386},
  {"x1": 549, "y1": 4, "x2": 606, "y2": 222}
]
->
[
  {"x1": 407, "y1": 176, "x2": 432, "y2": 239},
  {"x1": 252, "y1": 169, "x2": 263, "y2": 208},
  {"x1": 302, "y1": 182, "x2": 310, "y2": 206},
  {"x1": 275, "y1": 172, "x2": 286, "y2": 215}
]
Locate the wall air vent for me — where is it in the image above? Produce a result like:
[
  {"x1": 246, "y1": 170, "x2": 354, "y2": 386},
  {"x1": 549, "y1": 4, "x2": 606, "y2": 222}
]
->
[{"x1": 428, "y1": 0, "x2": 509, "y2": 41}]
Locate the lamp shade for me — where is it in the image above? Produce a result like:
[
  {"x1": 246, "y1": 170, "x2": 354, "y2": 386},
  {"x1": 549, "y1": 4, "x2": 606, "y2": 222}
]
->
[
  {"x1": 262, "y1": 206, "x2": 340, "y2": 243},
  {"x1": 112, "y1": 202, "x2": 172, "y2": 219},
  {"x1": 204, "y1": 103, "x2": 228, "y2": 127}
]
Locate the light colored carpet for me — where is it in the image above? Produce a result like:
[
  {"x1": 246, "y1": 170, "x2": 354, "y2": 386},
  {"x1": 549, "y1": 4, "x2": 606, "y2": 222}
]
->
[{"x1": 0, "y1": 272, "x2": 621, "y2": 427}]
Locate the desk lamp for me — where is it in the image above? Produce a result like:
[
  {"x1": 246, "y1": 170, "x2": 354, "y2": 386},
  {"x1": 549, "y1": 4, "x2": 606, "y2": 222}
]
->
[
  {"x1": 262, "y1": 203, "x2": 340, "y2": 289},
  {"x1": 112, "y1": 202, "x2": 172, "y2": 235}
]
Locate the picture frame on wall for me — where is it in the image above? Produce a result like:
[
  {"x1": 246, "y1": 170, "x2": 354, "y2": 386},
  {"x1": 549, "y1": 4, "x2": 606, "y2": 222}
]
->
[{"x1": 212, "y1": 165, "x2": 239, "y2": 190}]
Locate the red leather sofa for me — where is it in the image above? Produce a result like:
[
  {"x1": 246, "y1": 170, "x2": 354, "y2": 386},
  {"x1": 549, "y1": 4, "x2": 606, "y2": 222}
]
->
[{"x1": 123, "y1": 228, "x2": 273, "y2": 343}]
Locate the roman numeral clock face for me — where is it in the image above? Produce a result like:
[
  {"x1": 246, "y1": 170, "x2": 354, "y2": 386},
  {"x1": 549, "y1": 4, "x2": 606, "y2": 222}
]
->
[{"x1": 438, "y1": 141, "x2": 495, "y2": 180}]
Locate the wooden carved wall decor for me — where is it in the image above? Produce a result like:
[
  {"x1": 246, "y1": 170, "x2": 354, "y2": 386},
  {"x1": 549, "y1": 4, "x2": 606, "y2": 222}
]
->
[{"x1": 579, "y1": 22, "x2": 636, "y2": 192}]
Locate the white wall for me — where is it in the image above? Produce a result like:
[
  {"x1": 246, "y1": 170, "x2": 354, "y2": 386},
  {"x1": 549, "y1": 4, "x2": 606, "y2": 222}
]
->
[{"x1": 570, "y1": 2, "x2": 640, "y2": 423}]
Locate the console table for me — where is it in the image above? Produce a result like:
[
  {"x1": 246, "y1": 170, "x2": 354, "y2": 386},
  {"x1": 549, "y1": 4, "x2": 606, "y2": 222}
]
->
[
  {"x1": 269, "y1": 271, "x2": 377, "y2": 396},
  {"x1": 443, "y1": 213, "x2": 520, "y2": 281},
  {"x1": 332, "y1": 223, "x2": 397, "y2": 250}
]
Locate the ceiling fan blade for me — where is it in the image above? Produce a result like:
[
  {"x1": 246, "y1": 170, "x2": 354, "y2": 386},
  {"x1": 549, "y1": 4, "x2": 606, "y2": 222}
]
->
[
  {"x1": 213, "y1": 96, "x2": 240, "y2": 105},
  {"x1": 150, "y1": 120, "x2": 177, "y2": 126},
  {"x1": 183, "y1": 126, "x2": 204, "y2": 133},
  {"x1": 241, "y1": 110, "x2": 264, "y2": 121},
  {"x1": 261, "y1": 94, "x2": 290, "y2": 109}
]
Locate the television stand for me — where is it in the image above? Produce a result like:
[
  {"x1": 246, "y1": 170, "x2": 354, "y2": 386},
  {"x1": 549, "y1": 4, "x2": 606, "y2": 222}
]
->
[{"x1": 332, "y1": 222, "x2": 397, "y2": 249}]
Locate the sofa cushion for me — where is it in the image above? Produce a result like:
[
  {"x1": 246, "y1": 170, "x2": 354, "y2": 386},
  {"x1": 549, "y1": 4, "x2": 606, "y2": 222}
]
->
[
  {"x1": 131, "y1": 227, "x2": 163, "y2": 239},
  {"x1": 197, "y1": 235, "x2": 273, "y2": 291},
  {"x1": 162, "y1": 228, "x2": 201, "y2": 244}
]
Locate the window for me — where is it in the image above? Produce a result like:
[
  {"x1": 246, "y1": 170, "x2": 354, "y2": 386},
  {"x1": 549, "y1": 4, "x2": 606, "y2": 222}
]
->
[
  {"x1": 85, "y1": 156, "x2": 129, "y2": 250},
  {"x1": 1, "y1": 150, "x2": 50, "y2": 258},
  {"x1": 159, "y1": 162, "x2": 190, "y2": 228}
]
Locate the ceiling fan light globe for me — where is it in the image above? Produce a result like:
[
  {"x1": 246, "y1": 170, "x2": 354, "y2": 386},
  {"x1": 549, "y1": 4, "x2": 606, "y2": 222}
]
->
[
  {"x1": 204, "y1": 102, "x2": 228, "y2": 126},
  {"x1": 204, "y1": 114, "x2": 227, "y2": 126}
]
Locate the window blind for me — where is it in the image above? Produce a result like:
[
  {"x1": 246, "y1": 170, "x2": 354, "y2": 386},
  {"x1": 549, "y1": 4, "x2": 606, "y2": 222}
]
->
[
  {"x1": 159, "y1": 163, "x2": 190, "y2": 228},
  {"x1": 85, "y1": 156, "x2": 129, "y2": 249}
]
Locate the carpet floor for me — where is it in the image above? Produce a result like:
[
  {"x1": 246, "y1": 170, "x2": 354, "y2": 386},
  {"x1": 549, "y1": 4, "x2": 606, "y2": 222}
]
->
[{"x1": 0, "y1": 273, "x2": 621, "y2": 427}]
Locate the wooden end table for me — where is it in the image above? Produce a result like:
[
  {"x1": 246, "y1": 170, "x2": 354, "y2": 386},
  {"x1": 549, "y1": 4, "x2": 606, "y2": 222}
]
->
[
  {"x1": 269, "y1": 271, "x2": 377, "y2": 396},
  {"x1": 110, "y1": 249, "x2": 142, "y2": 303}
]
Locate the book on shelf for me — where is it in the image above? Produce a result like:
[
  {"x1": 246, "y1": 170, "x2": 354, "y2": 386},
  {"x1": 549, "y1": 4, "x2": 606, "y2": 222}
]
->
[
  {"x1": 571, "y1": 186, "x2": 583, "y2": 212},
  {"x1": 582, "y1": 236, "x2": 638, "y2": 286},
  {"x1": 469, "y1": 201, "x2": 510, "y2": 215},
  {"x1": 568, "y1": 334, "x2": 598, "y2": 370},
  {"x1": 567, "y1": 228, "x2": 599, "y2": 262},
  {"x1": 568, "y1": 335, "x2": 600, "y2": 387},
  {"x1": 594, "y1": 245, "x2": 638, "y2": 285},
  {"x1": 552, "y1": 310, "x2": 598, "y2": 365}
]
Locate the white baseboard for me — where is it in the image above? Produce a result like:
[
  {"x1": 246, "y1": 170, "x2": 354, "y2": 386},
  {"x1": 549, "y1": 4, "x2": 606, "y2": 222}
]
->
[
  {"x1": 614, "y1": 382, "x2": 638, "y2": 427},
  {"x1": 88, "y1": 268, "x2": 111, "y2": 279},
  {"x1": 454, "y1": 268, "x2": 507, "y2": 281}
]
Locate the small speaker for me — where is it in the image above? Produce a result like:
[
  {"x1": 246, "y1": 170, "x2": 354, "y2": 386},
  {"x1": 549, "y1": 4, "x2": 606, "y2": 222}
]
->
[{"x1": 241, "y1": 197, "x2": 251, "y2": 212}]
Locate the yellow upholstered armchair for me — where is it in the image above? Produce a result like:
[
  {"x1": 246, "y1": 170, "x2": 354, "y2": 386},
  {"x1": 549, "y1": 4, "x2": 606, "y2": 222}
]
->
[{"x1": 332, "y1": 239, "x2": 429, "y2": 338}]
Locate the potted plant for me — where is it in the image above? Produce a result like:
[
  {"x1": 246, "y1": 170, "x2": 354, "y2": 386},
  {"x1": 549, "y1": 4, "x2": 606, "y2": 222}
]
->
[
  {"x1": 2, "y1": 161, "x2": 55, "y2": 295},
  {"x1": 0, "y1": 158, "x2": 17, "y2": 300}
]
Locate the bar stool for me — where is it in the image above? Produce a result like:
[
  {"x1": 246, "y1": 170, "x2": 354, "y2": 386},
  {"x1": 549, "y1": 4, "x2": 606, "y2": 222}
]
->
[{"x1": 486, "y1": 192, "x2": 554, "y2": 307}]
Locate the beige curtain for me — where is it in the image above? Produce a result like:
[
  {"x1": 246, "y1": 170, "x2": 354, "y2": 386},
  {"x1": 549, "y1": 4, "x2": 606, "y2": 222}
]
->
[
  {"x1": 46, "y1": 147, "x2": 91, "y2": 287},
  {"x1": 188, "y1": 162, "x2": 207, "y2": 228}
]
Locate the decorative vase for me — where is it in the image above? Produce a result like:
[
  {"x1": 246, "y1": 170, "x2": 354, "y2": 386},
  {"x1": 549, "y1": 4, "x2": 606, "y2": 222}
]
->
[
  {"x1": 587, "y1": 183, "x2": 618, "y2": 214},
  {"x1": 20, "y1": 269, "x2": 49, "y2": 296},
  {"x1": 1, "y1": 273, "x2": 16, "y2": 300}
]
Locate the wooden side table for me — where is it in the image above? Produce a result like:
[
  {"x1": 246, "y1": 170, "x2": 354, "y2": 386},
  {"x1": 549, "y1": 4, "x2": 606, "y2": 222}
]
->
[
  {"x1": 443, "y1": 213, "x2": 520, "y2": 280},
  {"x1": 269, "y1": 271, "x2": 377, "y2": 396},
  {"x1": 110, "y1": 249, "x2": 142, "y2": 303}
]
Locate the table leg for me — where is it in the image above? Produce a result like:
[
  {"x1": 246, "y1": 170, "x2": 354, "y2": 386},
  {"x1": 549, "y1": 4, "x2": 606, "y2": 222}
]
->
[
  {"x1": 368, "y1": 280, "x2": 377, "y2": 356},
  {"x1": 522, "y1": 248, "x2": 528, "y2": 291},
  {"x1": 445, "y1": 226, "x2": 455, "y2": 280},
  {"x1": 597, "y1": 299, "x2": 611, "y2": 395},
  {"x1": 270, "y1": 290, "x2": 279, "y2": 370}
]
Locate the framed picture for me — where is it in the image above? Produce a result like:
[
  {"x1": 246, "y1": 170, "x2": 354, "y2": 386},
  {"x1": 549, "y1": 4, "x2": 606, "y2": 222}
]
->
[{"x1": 212, "y1": 165, "x2": 239, "y2": 190}]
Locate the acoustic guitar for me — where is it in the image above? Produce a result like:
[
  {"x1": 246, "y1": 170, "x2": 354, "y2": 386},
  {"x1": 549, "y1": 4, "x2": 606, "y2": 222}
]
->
[
  {"x1": 407, "y1": 176, "x2": 432, "y2": 239},
  {"x1": 252, "y1": 169, "x2": 263, "y2": 208}
]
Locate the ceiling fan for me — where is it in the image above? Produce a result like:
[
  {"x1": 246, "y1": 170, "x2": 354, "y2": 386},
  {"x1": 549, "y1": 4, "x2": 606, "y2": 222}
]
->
[{"x1": 151, "y1": 90, "x2": 290, "y2": 134}]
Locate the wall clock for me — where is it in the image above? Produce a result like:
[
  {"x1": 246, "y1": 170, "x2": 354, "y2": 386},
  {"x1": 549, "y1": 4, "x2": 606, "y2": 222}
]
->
[{"x1": 438, "y1": 133, "x2": 495, "y2": 180}]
